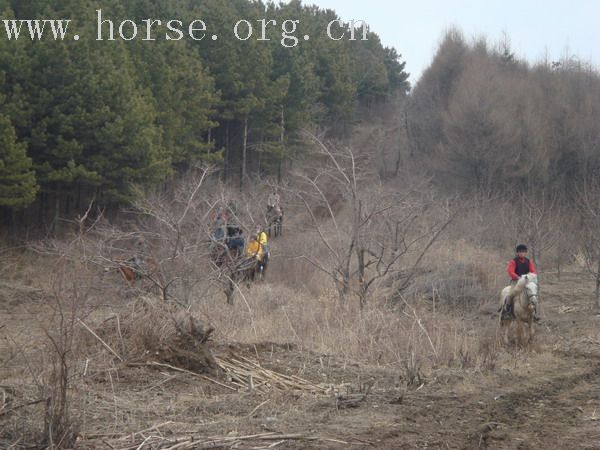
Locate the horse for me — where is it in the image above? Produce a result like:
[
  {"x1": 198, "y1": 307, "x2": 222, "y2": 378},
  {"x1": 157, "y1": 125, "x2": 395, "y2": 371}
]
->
[
  {"x1": 499, "y1": 274, "x2": 539, "y2": 345},
  {"x1": 220, "y1": 253, "x2": 269, "y2": 304},
  {"x1": 220, "y1": 257, "x2": 256, "y2": 304},
  {"x1": 211, "y1": 241, "x2": 241, "y2": 268},
  {"x1": 104, "y1": 256, "x2": 144, "y2": 283},
  {"x1": 210, "y1": 228, "x2": 246, "y2": 268},
  {"x1": 266, "y1": 205, "x2": 283, "y2": 238},
  {"x1": 104, "y1": 255, "x2": 166, "y2": 296}
]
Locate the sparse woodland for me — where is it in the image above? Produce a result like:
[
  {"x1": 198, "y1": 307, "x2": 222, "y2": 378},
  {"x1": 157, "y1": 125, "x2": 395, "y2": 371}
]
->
[{"x1": 1, "y1": 4, "x2": 600, "y2": 448}]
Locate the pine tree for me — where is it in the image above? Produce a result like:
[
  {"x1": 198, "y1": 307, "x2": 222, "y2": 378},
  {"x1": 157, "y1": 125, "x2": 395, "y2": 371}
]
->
[{"x1": 0, "y1": 115, "x2": 38, "y2": 208}]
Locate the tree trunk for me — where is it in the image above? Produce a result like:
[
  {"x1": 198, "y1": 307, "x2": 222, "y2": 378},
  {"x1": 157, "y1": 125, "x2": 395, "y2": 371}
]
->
[
  {"x1": 224, "y1": 121, "x2": 230, "y2": 182},
  {"x1": 596, "y1": 258, "x2": 600, "y2": 309},
  {"x1": 53, "y1": 194, "x2": 60, "y2": 235},
  {"x1": 279, "y1": 107, "x2": 285, "y2": 183},
  {"x1": 76, "y1": 183, "x2": 81, "y2": 211},
  {"x1": 395, "y1": 110, "x2": 408, "y2": 176},
  {"x1": 11, "y1": 208, "x2": 16, "y2": 235},
  {"x1": 339, "y1": 270, "x2": 350, "y2": 300},
  {"x1": 241, "y1": 117, "x2": 248, "y2": 191},
  {"x1": 0, "y1": 206, "x2": 8, "y2": 228},
  {"x1": 0, "y1": 206, "x2": 15, "y2": 234},
  {"x1": 39, "y1": 190, "x2": 45, "y2": 227},
  {"x1": 65, "y1": 192, "x2": 71, "y2": 216},
  {"x1": 357, "y1": 247, "x2": 366, "y2": 308}
]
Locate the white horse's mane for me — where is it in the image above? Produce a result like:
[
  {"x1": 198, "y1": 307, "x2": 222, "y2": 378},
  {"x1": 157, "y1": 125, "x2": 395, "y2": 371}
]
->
[{"x1": 512, "y1": 273, "x2": 537, "y2": 294}]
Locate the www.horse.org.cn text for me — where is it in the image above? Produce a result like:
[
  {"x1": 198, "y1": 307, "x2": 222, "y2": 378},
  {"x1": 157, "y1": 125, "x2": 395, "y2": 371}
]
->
[{"x1": 0, "y1": 10, "x2": 370, "y2": 48}]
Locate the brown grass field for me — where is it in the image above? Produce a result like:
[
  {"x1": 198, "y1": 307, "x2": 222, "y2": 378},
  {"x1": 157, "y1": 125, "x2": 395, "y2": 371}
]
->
[{"x1": 2, "y1": 230, "x2": 600, "y2": 449}]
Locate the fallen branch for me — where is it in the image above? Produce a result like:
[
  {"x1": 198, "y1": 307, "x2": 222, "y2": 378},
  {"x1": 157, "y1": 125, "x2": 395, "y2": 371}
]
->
[
  {"x1": 115, "y1": 431, "x2": 353, "y2": 450},
  {"x1": 126, "y1": 361, "x2": 237, "y2": 392},
  {"x1": 0, "y1": 397, "x2": 47, "y2": 417},
  {"x1": 78, "y1": 319, "x2": 124, "y2": 362}
]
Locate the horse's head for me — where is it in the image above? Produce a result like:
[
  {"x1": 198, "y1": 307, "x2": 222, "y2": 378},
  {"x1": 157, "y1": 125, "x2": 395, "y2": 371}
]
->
[{"x1": 522, "y1": 274, "x2": 538, "y2": 305}]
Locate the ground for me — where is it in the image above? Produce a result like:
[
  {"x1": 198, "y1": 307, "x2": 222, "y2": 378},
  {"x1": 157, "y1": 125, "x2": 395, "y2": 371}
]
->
[{"x1": 2, "y1": 270, "x2": 600, "y2": 449}]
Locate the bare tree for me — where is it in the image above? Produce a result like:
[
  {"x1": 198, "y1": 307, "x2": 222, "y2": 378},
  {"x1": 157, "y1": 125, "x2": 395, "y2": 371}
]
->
[
  {"x1": 126, "y1": 166, "x2": 275, "y2": 305},
  {"x1": 515, "y1": 189, "x2": 560, "y2": 269},
  {"x1": 548, "y1": 205, "x2": 577, "y2": 279},
  {"x1": 127, "y1": 166, "x2": 215, "y2": 302},
  {"x1": 33, "y1": 167, "x2": 232, "y2": 305},
  {"x1": 294, "y1": 133, "x2": 454, "y2": 307},
  {"x1": 577, "y1": 178, "x2": 600, "y2": 308},
  {"x1": 23, "y1": 208, "x2": 100, "y2": 447},
  {"x1": 127, "y1": 167, "x2": 251, "y2": 305}
]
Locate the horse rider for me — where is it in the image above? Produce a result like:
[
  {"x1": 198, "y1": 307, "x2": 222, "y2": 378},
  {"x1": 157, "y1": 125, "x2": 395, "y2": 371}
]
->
[
  {"x1": 208, "y1": 205, "x2": 225, "y2": 237},
  {"x1": 266, "y1": 190, "x2": 283, "y2": 233},
  {"x1": 502, "y1": 244, "x2": 539, "y2": 320},
  {"x1": 256, "y1": 224, "x2": 269, "y2": 265},
  {"x1": 212, "y1": 206, "x2": 227, "y2": 226},
  {"x1": 227, "y1": 227, "x2": 245, "y2": 257},
  {"x1": 246, "y1": 224, "x2": 269, "y2": 266},
  {"x1": 136, "y1": 235, "x2": 149, "y2": 262},
  {"x1": 126, "y1": 237, "x2": 148, "y2": 279},
  {"x1": 267, "y1": 189, "x2": 280, "y2": 212}
]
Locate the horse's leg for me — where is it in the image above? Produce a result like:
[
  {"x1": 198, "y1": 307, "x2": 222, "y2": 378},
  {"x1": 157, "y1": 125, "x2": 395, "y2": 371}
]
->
[
  {"x1": 498, "y1": 310, "x2": 510, "y2": 346},
  {"x1": 247, "y1": 268, "x2": 253, "y2": 287},
  {"x1": 528, "y1": 317, "x2": 534, "y2": 345},
  {"x1": 226, "y1": 278, "x2": 235, "y2": 305},
  {"x1": 502, "y1": 320, "x2": 511, "y2": 346},
  {"x1": 244, "y1": 265, "x2": 253, "y2": 287},
  {"x1": 518, "y1": 321, "x2": 527, "y2": 347}
]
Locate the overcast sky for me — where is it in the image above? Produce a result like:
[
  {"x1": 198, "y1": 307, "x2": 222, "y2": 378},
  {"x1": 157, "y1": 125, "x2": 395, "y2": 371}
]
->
[{"x1": 306, "y1": 0, "x2": 600, "y2": 84}]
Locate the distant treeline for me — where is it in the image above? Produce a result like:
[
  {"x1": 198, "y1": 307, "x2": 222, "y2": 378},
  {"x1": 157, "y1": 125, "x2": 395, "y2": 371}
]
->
[
  {"x1": 407, "y1": 29, "x2": 600, "y2": 196},
  {"x1": 0, "y1": 0, "x2": 409, "y2": 225}
]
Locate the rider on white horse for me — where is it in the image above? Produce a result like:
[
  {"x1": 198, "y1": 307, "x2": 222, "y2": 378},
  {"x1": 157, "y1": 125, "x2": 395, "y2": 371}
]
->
[{"x1": 503, "y1": 244, "x2": 540, "y2": 321}]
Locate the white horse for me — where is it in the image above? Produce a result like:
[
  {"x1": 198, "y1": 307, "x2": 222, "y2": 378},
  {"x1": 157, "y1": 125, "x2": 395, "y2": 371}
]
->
[{"x1": 499, "y1": 274, "x2": 539, "y2": 345}]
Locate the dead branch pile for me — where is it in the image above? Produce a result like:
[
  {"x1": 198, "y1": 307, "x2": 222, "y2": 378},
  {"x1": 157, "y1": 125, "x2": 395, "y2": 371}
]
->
[
  {"x1": 82, "y1": 297, "x2": 333, "y2": 395},
  {"x1": 214, "y1": 354, "x2": 332, "y2": 394},
  {"x1": 82, "y1": 296, "x2": 217, "y2": 374}
]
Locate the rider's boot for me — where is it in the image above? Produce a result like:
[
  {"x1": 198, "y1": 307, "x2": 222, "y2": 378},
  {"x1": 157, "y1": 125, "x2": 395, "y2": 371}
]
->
[{"x1": 502, "y1": 298, "x2": 514, "y2": 320}]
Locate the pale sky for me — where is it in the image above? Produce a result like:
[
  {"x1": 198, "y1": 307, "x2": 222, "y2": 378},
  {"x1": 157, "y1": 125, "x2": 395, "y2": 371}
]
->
[{"x1": 306, "y1": 0, "x2": 600, "y2": 85}]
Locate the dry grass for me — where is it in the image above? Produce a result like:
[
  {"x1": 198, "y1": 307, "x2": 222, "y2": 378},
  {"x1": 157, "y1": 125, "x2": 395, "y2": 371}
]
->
[
  {"x1": 0, "y1": 199, "x2": 524, "y2": 447},
  {"x1": 185, "y1": 279, "x2": 497, "y2": 376},
  {"x1": 410, "y1": 238, "x2": 504, "y2": 309}
]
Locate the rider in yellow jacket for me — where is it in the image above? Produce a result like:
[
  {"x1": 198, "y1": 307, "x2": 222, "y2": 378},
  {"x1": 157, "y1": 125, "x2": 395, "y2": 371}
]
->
[{"x1": 246, "y1": 225, "x2": 268, "y2": 261}]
